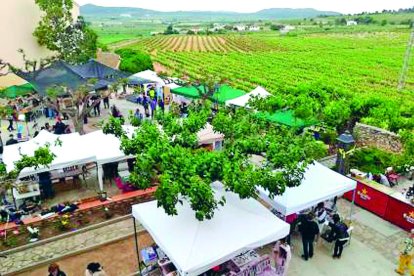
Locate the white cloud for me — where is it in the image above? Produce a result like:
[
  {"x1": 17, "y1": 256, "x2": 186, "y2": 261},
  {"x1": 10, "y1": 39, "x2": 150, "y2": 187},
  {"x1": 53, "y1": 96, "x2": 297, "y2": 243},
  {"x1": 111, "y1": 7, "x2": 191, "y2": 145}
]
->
[{"x1": 75, "y1": 0, "x2": 413, "y2": 14}]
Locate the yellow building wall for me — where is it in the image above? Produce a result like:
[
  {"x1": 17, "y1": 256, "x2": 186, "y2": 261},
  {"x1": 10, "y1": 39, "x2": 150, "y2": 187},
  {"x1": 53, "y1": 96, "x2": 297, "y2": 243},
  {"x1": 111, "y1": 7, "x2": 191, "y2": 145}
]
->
[{"x1": 0, "y1": 0, "x2": 80, "y2": 72}]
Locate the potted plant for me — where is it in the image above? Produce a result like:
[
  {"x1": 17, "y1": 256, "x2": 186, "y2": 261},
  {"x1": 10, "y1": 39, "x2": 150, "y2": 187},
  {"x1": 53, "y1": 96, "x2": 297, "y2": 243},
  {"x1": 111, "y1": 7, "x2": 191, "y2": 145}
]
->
[
  {"x1": 55, "y1": 214, "x2": 71, "y2": 231},
  {"x1": 103, "y1": 207, "x2": 113, "y2": 220},
  {"x1": 27, "y1": 226, "x2": 39, "y2": 242}
]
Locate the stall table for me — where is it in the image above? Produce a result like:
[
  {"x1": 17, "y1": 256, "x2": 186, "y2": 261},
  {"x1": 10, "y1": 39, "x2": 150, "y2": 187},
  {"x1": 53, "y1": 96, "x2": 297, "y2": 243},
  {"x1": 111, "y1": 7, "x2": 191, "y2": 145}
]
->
[{"x1": 344, "y1": 178, "x2": 414, "y2": 231}]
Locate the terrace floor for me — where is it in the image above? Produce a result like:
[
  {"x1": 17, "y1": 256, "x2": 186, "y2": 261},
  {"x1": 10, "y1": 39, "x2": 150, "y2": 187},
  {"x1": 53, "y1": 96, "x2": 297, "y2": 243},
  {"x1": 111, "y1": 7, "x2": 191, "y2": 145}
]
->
[{"x1": 6, "y1": 198, "x2": 407, "y2": 276}]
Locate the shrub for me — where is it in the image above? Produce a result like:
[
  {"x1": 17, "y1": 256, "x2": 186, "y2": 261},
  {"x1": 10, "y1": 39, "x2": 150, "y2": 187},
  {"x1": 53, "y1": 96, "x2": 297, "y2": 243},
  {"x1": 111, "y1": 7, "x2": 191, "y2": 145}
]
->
[{"x1": 115, "y1": 48, "x2": 153, "y2": 74}]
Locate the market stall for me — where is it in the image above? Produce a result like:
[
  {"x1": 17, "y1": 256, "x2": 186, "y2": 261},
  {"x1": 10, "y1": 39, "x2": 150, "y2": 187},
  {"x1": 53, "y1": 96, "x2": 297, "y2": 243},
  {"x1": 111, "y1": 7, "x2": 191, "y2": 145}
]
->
[
  {"x1": 81, "y1": 126, "x2": 137, "y2": 191},
  {"x1": 132, "y1": 182, "x2": 290, "y2": 276},
  {"x1": 225, "y1": 86, "x2": 271, "y2": 108},
  {"x1": 343, "y1": 178, "x2": 414, "y2": 232},
  {"x1": 258, "y1": 161, "x2": 357, "y2": 217}
]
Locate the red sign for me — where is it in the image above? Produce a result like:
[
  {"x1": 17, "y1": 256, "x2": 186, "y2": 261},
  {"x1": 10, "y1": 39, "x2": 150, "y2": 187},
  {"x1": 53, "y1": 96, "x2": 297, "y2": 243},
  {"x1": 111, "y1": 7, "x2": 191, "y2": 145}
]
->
[
  {"x1": 385, "y1": 197, "x2": 414, "y2": 232},
  {"x1": 352, "y1": 182, "x2": 389, "y2": 218}
]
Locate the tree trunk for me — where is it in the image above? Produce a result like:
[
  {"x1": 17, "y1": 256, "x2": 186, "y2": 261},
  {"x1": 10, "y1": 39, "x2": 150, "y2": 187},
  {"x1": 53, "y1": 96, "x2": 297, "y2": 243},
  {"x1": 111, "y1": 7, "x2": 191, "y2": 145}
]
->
[{"x1": 72, "y1": 115, "x2": 85, "y2": 135}]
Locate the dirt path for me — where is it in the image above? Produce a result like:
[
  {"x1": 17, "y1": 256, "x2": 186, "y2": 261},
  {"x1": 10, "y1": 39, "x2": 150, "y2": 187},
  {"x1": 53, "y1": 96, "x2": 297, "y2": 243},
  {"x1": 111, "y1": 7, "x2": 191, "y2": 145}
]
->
[
  {"x1": 16, "y1": 234, "x2": 154, "y2": 276},
  {"x1": 108, "y1": 39, "x2": 141, "y2": 50}
]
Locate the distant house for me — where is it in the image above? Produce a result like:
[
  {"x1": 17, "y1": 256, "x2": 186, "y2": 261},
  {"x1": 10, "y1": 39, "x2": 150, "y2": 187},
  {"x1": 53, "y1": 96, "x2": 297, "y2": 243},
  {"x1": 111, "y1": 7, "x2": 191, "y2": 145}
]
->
[
  {"x1": 280, "y1": 25, "x2": 296, "y2": 34},
  {"x1": 249, "y1": 25, "x2": 260, "y2": 32},
  {"x1": 346, "y1": 20, "x2": 358, "y2": 26},
  {"x1": 212, "y1": 23, "x2": 225, "y2": 32},
  {"x1": 120, "y1": 13, "x2": 132, "y2": 18},
  {"x1": 234, "y1": 25, "x2": 246, "y2": 31}
]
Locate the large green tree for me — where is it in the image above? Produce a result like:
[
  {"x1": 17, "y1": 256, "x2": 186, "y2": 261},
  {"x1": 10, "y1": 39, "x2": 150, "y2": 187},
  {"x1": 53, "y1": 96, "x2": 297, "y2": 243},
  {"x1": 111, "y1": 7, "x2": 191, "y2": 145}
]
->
[
  {"x1": 34, "y1": 0, "x2": 97, "y2": 64},
  {"x1": 103, "y1": 102, "x2": 326, "y2": 221}
]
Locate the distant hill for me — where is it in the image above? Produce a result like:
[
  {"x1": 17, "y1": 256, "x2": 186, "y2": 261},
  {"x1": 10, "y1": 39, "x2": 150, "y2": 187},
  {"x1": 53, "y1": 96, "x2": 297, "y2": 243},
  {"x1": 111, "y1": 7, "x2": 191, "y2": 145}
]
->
[{"x1": 80, "y1": 4, "x2": 340, "y2": 21}]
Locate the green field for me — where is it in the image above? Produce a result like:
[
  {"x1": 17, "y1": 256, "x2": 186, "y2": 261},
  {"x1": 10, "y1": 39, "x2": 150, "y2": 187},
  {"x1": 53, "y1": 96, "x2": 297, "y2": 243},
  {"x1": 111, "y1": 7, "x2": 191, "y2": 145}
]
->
[
  {"x1": 124, "y1": 27, "x2": 414, "y2": 131},
  {"x1": 91, "y1": 21, "x2": 166, "y2": 45}
]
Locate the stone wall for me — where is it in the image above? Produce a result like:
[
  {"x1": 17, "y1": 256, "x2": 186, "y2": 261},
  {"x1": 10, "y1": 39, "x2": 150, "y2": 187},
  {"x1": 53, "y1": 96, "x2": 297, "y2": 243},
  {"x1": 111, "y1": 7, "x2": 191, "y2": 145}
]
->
[{"x1": 353, "y1": 123, "x2": 403, "y2": 153}]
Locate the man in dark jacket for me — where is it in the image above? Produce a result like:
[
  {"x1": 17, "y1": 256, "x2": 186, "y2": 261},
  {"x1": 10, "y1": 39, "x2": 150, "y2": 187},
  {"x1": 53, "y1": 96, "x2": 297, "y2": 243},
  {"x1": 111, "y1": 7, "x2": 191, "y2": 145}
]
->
[
  {"x1": 298, "y1": 212, "x2": 320, "y2": 261},
  {"x1": 329, "y1": 214, "x2": 350, "y2": 259},
  {"x1": 5, "y1": 134, "x2": 18, "y2": 146}
]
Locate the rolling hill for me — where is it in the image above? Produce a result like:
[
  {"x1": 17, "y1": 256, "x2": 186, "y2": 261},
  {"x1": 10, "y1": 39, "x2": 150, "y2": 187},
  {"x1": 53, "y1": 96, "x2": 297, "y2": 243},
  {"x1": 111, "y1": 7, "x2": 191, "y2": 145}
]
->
[{"x1": 80, "y1": 4, "x2": 341, "y2": 21}]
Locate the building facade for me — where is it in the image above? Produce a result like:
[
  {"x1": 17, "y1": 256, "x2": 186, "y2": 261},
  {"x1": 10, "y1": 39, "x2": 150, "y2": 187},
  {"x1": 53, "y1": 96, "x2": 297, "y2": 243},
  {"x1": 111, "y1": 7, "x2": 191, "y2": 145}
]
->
[{"x1": 0, "y1": 0, "x2": 80, "y2": 73}]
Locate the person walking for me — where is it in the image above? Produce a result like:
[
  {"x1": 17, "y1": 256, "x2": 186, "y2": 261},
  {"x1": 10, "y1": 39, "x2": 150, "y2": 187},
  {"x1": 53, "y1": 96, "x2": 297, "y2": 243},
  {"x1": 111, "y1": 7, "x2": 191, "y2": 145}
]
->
[
  {"x1": 298, "y1": 213, "x2": 320, "y2": 261},
  {"x1": 396, "y1": 229, "x2": 414, "y2": 275},
  {"x1": 103, "y1": 95, "x2": 110, "y2": 109},
  {"x1": 329, "y1": 214, "x2": 350, "y2": 259},
  {"x1": 93, "y1": 97, "x2": 101, "y2": 117},
  {"x1": 7, "y1": 114, "x2": 14, "y2": 132},
  {"x1": 48, "y1": 263, "x2": 66, "y2": 276},
  {"x1": 150, "y1": 98, "x2": 157, "y2": 118}
]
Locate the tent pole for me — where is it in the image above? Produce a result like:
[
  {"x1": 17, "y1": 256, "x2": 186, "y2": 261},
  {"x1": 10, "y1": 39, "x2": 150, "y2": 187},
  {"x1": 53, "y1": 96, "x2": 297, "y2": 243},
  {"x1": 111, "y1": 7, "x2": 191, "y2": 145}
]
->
[
  {"x1": 97, "y1": 164, "x2": 104, "y2": 192},
  {"x1": 133, "y1": 217, "x2": 142, "y2": 275},
  {"x1": 349, "y1": 188, "x2": 357, "y2": 222}
]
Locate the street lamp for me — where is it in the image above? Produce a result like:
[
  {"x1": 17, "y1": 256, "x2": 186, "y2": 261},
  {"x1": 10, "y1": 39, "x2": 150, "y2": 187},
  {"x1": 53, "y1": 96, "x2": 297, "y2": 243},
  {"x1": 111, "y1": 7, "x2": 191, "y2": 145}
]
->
[{"x1": 336, "y1": 130, "x2": 355, "y2": 175}]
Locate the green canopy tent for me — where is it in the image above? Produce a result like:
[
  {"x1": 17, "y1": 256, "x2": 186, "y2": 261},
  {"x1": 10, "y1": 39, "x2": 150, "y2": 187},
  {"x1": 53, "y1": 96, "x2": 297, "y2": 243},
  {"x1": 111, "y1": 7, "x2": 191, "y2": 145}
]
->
[
  {"x1": 171, "y1": 85, "x2": 246, "y2": 104},
  {"x1": 0, "y1": 83, "x2": 35, "y2": 99},
  {"x1": 210, "y1": 85, "x2": 246, "y2": 104},
  {"x1": 256, "y1": 110, "x2": 318, "y2": 128}
]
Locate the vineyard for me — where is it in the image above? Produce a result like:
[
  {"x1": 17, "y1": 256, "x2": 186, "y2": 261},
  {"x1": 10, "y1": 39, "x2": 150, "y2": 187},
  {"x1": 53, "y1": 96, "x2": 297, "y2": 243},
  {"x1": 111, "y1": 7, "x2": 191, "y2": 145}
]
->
[
  {"x1": 126, "y1": 32, "x2": 414, "y2": 131},
  {"x1": 131, "y1": 35, "x2": 277, "y2": 53}
]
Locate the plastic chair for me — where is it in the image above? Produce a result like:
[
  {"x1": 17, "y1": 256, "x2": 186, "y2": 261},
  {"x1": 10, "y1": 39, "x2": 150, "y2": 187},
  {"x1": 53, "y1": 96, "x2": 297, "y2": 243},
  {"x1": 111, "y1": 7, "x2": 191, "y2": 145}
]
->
[{"x1": 343, "y1": 226, "x2": 354, "y2": 247}]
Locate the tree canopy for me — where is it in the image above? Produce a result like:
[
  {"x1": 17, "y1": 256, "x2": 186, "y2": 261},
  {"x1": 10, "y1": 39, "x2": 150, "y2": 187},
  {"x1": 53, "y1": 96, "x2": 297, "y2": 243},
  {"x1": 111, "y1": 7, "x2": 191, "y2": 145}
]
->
[
  {"x1": 34, "y1": 0, "x2": 98, "y2": 64},
  {"x1": 103, "y1": 101, "x2": 326, "y2": 221}
]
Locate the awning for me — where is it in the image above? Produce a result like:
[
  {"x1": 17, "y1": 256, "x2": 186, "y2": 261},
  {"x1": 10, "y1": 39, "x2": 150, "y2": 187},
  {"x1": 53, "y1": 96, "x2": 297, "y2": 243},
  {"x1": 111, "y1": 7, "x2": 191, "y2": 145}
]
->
[
  {"x1": 0, "y1": 83, "x2": 35, "y2": 99},
  {"x1": 131, "y1": 70, "x2": 165, "y2": 84},
  {"x1": 132, "y1": 182, "x2": 290, "y2": 276},
  {"x1": 257, "y1": 161, "x2": 357, "y2": 216},
  {"x1": 171, "y1": 85, "x2": 246, "y2": 104}
]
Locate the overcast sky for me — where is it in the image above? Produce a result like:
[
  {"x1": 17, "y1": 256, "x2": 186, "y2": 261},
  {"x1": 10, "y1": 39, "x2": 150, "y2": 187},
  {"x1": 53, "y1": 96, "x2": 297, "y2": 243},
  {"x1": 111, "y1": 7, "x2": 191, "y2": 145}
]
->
[{"x1": 75, "y1": 0, "x2": 413, "y2": 14}]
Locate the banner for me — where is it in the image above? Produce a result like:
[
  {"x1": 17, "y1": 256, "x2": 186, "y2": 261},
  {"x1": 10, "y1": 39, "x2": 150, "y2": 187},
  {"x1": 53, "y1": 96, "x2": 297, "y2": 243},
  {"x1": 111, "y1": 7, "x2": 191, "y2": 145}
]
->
[{"x1": 163, "y1": 86, "x2": 171, "y2": 105}]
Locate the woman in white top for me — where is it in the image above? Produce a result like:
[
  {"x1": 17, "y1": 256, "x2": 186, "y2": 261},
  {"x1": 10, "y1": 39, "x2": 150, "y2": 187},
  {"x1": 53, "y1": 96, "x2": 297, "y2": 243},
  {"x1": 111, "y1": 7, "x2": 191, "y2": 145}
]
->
[
  {"x1": 315, "y1": 202, "x2": 327, "y2": 232},
  {"x1": 273, "y1": 238, "x2": 292, "y2": 276}
]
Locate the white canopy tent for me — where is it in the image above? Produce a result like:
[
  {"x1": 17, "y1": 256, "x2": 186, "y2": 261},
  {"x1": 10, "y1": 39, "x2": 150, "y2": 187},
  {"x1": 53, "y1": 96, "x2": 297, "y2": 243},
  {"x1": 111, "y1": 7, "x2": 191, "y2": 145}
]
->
[
  {"x1": 3, "y1": 124, "x2": 226, "y2": 192},
  {"x1": 132, "y1": 182, "x2": 290, "y2": 276},
  {"x1": 225, "y1": 86, "x2": 271, "y2": 108},
  {"x1": 257, "y1": 161, "x2": 357, "y2": 216},
  {"x1": 81, "y1": 125, "x2": 137, "y2": 190},
  {"x1": 132, "y1": 70, "x2": 165, "y2": 85},
  {"x1": 3, "y1": 131, "x2": 95, "y2": 178}
]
